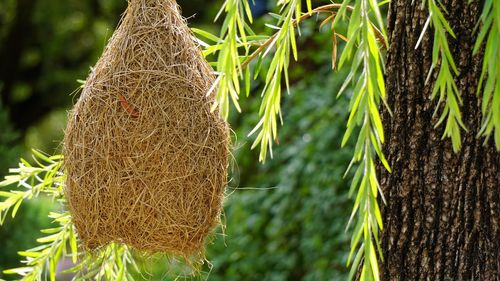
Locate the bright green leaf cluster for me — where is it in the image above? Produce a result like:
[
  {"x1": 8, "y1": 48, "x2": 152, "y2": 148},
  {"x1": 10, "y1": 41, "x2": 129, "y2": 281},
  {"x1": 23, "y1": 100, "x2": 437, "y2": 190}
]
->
[
  {"x1": 70, "y1": 243, "x2": 138, "y2": 281},
  {"x1": 198, "y1": 0, "x2": 314, "y2": 162},
  {"x1": 334, "y1": 0, "x2": 389, "y2": 280},
  {"x1": 207, "y1": 0, "x2": 255, "y2": 119},
  {"x1": 419, "y1": 0, "x2": 466, "y2": 152},
  {"x1": 4, "y1": 212, "x2": 76, "y2": 281},
  {"x1": 193, "y1": 26, "x2": 267, "y2": 118},
  {"x1": 0, "y1": 150, "x2": 63, "y2": 225},
  {"x1": 474, "y1": 0, "x2": 500, "y2": 150},
  {"x1": 248, "y1": 0, "x2": 303, "y2": 161},
  {"x1": 247, "y1": 0, "x2": 313, "y2": 162}
]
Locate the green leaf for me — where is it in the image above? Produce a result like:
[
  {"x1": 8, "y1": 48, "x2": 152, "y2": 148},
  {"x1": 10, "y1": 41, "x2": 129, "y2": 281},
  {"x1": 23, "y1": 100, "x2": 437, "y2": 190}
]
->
[
  {"x1": 347, "y1": 246, "x2": 364, "y2": 281},
  {"x1": 3, "y1": 267, "x2": 33, "y2": 275},
  {"x1": 11, "y1": 198, "x2": 24, "y2": 218},
  {"x1": 32, "y1": 149, "x2": 55, "y2": 164},
  {"x1": 17, "y1": 251, "x2": 42, "y2": 258},
  {"x1": 369, "y1": 243, "x2": 380, "y2": 281},
  {"x1": 421, "y1": 0, "x2": 465, "y2": 150},
  {"x1": 192, "y1": 28, "x2": 222, "y2": 43}
]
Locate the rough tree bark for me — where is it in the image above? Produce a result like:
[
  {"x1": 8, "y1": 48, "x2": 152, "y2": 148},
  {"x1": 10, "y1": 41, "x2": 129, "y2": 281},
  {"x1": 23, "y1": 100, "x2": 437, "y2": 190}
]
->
[{"x1": 380, "y1": 1, "x2": 500, "y2": 280}]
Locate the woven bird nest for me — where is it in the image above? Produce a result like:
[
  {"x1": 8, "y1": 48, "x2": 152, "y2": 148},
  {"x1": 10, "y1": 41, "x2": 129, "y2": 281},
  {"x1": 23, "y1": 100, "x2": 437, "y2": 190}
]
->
[{"x1": 63, "y1": 0, "x2": 229, "y2": 258}]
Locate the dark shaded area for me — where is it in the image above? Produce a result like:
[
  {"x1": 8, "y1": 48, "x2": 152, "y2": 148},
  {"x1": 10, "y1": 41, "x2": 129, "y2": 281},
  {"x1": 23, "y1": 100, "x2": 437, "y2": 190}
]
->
[{"x1": 251, "y1": 0, "x2": 269, "y2": 17}]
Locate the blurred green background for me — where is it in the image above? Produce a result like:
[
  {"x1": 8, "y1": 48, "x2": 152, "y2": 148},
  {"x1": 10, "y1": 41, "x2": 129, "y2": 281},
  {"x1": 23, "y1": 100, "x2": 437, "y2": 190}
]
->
[{"x1": 0, "y1": 0, "x2": 353, "y2": 280}]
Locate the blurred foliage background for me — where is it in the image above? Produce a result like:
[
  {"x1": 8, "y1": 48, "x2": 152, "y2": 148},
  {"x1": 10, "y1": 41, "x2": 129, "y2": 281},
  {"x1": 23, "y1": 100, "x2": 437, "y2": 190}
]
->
[{"x1": 0, "y1": 0, "x2": 353, "y2": 280}]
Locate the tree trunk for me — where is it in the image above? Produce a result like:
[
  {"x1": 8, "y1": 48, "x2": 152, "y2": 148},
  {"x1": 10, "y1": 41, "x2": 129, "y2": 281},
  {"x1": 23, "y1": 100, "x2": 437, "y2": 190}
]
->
[{"x1": 380, "y1": 1, "x2": 500, "y2": 280}]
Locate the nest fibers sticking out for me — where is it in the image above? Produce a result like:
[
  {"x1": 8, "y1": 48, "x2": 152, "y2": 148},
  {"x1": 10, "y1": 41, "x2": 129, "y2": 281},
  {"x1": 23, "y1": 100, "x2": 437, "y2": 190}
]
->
[{"x1": 63, "y1": 0, "x2": 229, "y2": 258}]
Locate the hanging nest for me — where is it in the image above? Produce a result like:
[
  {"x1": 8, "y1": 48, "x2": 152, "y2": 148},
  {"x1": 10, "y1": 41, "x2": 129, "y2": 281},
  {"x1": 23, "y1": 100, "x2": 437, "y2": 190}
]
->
[{"x1": 63, "y1": 0, "x2": 229, "y2": 259}]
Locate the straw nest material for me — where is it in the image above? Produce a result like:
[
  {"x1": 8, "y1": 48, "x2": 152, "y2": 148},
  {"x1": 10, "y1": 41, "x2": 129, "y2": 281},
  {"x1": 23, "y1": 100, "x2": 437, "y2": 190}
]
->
[{"x1": 63, "y1": 0, "x2": 229, "y2": 258}]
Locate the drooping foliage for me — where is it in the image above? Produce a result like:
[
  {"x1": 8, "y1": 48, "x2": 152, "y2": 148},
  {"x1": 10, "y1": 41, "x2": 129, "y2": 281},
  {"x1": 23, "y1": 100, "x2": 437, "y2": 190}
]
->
[
  {"x1": 418, "y1": 0, "x2": 465, "y2": 152},
  {"x1": 474, "y1": 0, "x2": 500, "y2": 149},
  {"x1": 200, "y1": 1, "x2": 389, "y2": 279}
]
